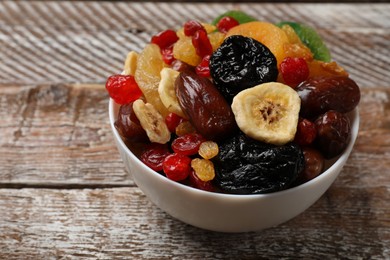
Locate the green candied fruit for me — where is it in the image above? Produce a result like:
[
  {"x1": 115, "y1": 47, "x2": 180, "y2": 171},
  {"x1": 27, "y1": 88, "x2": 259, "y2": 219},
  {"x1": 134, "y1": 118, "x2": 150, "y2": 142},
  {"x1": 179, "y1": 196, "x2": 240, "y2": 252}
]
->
[
  {"x1": 212, "y1": 10, "x2": 257, "y2": 26},
  {"x1": 276, "y1": 21, "x2": 331, "y2": 62}
]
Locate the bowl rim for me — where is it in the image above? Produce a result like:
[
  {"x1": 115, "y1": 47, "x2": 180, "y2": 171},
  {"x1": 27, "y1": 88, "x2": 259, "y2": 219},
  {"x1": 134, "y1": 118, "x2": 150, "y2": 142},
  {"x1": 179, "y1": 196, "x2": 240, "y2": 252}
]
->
[{"x1": 109, "y1": 98, "x2": 359, "y2": 200}]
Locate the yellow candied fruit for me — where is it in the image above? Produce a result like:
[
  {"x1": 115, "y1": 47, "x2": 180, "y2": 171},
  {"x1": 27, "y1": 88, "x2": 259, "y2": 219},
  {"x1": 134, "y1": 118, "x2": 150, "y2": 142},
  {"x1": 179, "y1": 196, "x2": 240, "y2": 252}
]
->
[
  {"x1": 308, "y1": 60, "x2": 348, "y2": 78},
  {"x1": 173, "y1": 36, "x2": 202, "y2": 66},
  {"x1": 281, "y1": 25, "x2": 313, "y2": 61},
  {"x1": 123, "y1": 51, "x2": 138, "y2": 76},
  {"x1": 134, "y1": 44, "x2": 169, "y2": 117},
  {"x1": 198, "y1": 141, "x2": 219, "y2": 159},
  {"x1": 202, "y1": 23, "x2": 217, "y2": 34},
  {"x1": 208, "y1": 31, "x2": 225, "y2": 52},
  {"x1": 191, "y1": 158, "x2": 215, "y2": 182}
]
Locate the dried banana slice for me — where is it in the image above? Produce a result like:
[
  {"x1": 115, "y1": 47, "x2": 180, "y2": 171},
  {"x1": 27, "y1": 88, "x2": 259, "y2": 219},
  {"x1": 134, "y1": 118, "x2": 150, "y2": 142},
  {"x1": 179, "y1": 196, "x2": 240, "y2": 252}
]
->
[
  {"x1": 158, "y1": 68, "x2": 187, "y2": 118},
  {"x1": 123, "y1": 51, "x2": 138, "y2": 76},
  {"x1": 132, "y1": 99, "x2": 171, "y2": 144},
  {"x1": 231, "y1": 82, "x2": 300, "y2": 145}
]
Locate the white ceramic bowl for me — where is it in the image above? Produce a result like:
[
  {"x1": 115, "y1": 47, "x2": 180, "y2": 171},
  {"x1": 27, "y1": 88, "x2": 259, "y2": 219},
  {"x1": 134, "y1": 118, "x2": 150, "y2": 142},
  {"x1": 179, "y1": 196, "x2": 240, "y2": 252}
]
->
[{"x1": 109, "y1": 99, "x2": 359, "y2": 233}]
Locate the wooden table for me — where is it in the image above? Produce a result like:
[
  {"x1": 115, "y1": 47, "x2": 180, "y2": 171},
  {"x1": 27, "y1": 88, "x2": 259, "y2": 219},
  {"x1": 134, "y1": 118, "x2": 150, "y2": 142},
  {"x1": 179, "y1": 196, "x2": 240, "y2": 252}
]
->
[{"x1": 1, "y1": 1, "x2": 389, "y2": 258}]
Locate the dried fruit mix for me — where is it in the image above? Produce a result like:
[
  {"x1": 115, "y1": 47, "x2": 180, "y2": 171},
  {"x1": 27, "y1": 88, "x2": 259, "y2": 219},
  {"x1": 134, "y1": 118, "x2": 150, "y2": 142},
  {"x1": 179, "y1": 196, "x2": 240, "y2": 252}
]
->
[{"x1": 106, "y1": 11, "x2": 360, "y2": 194}]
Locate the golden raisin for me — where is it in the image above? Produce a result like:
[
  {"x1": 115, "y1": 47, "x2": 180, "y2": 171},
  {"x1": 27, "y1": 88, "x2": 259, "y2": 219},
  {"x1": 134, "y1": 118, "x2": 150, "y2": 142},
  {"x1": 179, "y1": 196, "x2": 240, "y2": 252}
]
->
[
  {"x1": 191, "y1": 158, "x2": 215, "y2": 181},
  {"x1": 198, "y1": 141, "x2": 219, "y2": 159},
  {"x1": 175, "y1": 121, "x2": 196, "y2": 136}
]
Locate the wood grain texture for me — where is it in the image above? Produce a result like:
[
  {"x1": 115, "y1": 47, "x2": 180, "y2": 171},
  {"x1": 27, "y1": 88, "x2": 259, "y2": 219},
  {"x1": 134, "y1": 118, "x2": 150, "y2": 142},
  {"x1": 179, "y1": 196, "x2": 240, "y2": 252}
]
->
[
  {"x1": 0, "y1": 187, "x2": 388, "y2": 259},
  {"x1": 0, "y1": 2, "x2": 389, "y2": 87},
  {"x1": 0, "y1": 83, "x2": 134, "y2": 186}
]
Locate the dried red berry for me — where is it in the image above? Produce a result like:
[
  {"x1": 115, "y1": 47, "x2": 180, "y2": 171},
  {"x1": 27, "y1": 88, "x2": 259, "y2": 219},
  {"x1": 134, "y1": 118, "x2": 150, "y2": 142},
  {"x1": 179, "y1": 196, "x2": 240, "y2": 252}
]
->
[
  {"x1": 106, "y1": 75, "x2": 143, "y2": 105},
  {"x1": 294, "y1": 118, "x2": 317, "y2": 146},
  {"x1": 140, "y1": 144, "x2": 171, "y2": 172},
  {"x1": 161, "y1": 45, "x2": 175, "y2": 65},
  {"x1": 151, "y1": 29, "x2": 179, "y2": 50},
  {"x1": 163, "y1": 153, "x2": 192, "y2": 181},
  {"x1": 171, "y1": 133, "x2": 205, "y2": 156},
  {"x1": 188, "y1": 170, "x2": 216, "y2": 192},
  {"x1": 165, "y1": 113, "x2": 185, "y2": 133},
  {"x1": 280, "y1": 57, "x2": 309, "y2": 87},
  {"x1": 195, "y1": 55, "x2": 211, "y2": 77},
  {"x1": 192, "y1": 30, "x2": 213, "y2": 58},
  {"x1": 184, "y1": 20, "x2": 206, "y2": 37},
  {"x1": 216, "y1": 16, "x2": 239, "y2": 33}
]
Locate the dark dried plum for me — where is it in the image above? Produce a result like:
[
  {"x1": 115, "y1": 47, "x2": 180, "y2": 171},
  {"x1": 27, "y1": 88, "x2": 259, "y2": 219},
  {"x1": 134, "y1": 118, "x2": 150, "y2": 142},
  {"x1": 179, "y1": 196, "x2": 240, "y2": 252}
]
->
[
  {"x1": 213, "y1": 133, "x2": 305, "y2": 194},
  {"x1": 209, "y1": 35, "x2": 278, "y2": 102}
]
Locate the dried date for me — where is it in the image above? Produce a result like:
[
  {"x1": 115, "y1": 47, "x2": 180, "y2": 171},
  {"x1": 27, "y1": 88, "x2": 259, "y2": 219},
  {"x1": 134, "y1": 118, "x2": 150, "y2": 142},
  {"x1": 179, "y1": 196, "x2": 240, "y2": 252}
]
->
[
  {"x1": 315, "y1": 110, "x2": 351, "y2": 159},
  {"x1": 175, "y1": 70, "x2": 238, "y2": 141},
  {"x1": 297, "y1": 76, "x2": 360, "y2": 118},
  {"x1": 115, "y1": 102, "x2": 148, "y2": 142}
]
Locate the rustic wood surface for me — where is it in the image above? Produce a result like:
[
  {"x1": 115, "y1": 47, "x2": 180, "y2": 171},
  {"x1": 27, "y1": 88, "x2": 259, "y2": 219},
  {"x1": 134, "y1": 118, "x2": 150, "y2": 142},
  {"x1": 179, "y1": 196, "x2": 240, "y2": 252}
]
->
[{"x1": 0, "y1": 1, "x2": 389, "y2": 259}]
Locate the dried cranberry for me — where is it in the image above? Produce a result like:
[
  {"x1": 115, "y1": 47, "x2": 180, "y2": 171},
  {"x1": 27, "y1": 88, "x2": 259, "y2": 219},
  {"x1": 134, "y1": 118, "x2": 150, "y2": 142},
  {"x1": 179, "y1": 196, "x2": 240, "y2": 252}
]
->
[
  {"x1": 151, "y1": 29, "x2": 179, "y2": 50},
  {"x1": 141, "y1": 144, "x2": 171, "y2": 172},
  {"x1": 216, "y1": 16, "x2": 239, "y2": 33},
  {"x1": 192, "y1": 30, "x2": 213, "y2": 58},
  {"x1": 184, "y1": 20, "x2": 206, "y2": 37},
  {"x1": 165, "y1": 113, "x2": 184, "y2": 133},
  {"x1": 294, "y1": 118, "x2": 317, "y2": 146},
  {"x1": 163, "y1": 153, "x2": 192, "y2": 181},
  {"x1": 106, "y1": 75, "x2": 143, "y2": 105},
  {"x1": 195, "y1": 55, "x2": 211, "y2": 77},
  {"x1": 189, "y1": 170, "x2": 216, "y2": 192},
  {"x1": 280, "y1": 57, "x2": 309, "y2": 87},
  {"x1": 171, "y1": 133, "x2": 205, "y2": 156}
]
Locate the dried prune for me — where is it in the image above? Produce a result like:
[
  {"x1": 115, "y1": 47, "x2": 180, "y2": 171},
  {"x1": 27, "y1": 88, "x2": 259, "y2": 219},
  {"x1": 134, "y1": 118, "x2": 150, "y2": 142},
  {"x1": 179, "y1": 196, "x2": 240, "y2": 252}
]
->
[
  {"x1": 213, "y1": 133, "x2": 305, "y2": 194},
  {"x1": 315, "y1": 110, "x2": 351, "y2": 159},
  {"x1": 209, "y1": 35, "x2": 278, "y2": 102},
  {"x1": 296, "y1": 76, "x2": 360, "y2": 118}
]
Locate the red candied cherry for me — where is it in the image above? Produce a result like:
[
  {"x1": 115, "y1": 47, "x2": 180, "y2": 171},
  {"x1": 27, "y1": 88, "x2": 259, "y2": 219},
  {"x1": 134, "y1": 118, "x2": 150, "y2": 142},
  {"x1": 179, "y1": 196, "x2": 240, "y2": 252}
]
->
[
  {"x1": 294, "y1": 118, "x2": 317, "y2": 146},
  {"x1": 195, "y1": 55, "x2": 211, "y2": 77},
  {"x1": 163, "y1": 153, "x2": 192, "y2": 181},
  {"x1": 188, "y1": 170, "x2": 216, "y2": 192},
  {"x1": 171, "y1": 133, "x2": 205, "y2": 156},
  {"x1": 161, "y1": 45, "x2": 175, "y2": 65},
  {"x1": 184, "y1": 20, "x2": 206, "y2": 37},
  {"x1": 106, "y1": 75, "x2": 143, "y2": 105},
  {"x1": 151, "y1": 29, "x2": 179, "y2": 50},
  {"x1": 280, "y1": 57, "x2": 309, "y2": 87},
  {"x1": 165, "y1": 112, "x2": 185, "y2": 133},
  {"x1": 192, "y1": 30, "x2": 213, "y2": 58},
  {"x1": 216, "y1": 16, "x2": 239, "y2": 33},
  {"x1": 140, "y1": 144, "x2": 171, "y2": 172}
]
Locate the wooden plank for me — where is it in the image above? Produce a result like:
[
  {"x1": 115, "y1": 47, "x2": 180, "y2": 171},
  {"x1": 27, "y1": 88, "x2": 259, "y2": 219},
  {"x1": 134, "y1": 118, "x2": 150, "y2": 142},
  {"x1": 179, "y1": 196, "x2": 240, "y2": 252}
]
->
[
  {"x1": 0, "y1": 2, "x2": 389, "y2": 86},
  {"x1": 0, "y1": 84, "x2": 134, "y2": 186},
  {"x1": 0, "y1": 187, "x2": 388, "y2": 259}
]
